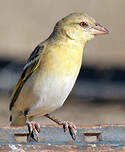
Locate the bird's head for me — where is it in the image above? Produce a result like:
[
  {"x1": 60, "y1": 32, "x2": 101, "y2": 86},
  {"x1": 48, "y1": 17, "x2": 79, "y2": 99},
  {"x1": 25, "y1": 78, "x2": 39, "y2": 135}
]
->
[{"x1": 54, "y1": 13, "x2": 109, "y2": 44}]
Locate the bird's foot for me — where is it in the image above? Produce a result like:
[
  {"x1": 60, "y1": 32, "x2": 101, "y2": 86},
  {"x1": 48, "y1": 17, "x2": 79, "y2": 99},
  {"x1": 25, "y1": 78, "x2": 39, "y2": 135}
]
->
[
  {"x1": 45, "y1": 114, "x2": 77, "y2": 140},
  {"x1": 26, "y1": 121, "x2": 40, "y2": 141},
  {"x1": 59, "y1": 121, "x2": 77, "y2": 140}
]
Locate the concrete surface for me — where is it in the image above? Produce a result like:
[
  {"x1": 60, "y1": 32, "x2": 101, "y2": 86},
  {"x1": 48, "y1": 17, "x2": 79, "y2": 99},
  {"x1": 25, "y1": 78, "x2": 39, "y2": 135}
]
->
[{"x1": 1, "y1": 125, "x2": 125, "y2": 151}]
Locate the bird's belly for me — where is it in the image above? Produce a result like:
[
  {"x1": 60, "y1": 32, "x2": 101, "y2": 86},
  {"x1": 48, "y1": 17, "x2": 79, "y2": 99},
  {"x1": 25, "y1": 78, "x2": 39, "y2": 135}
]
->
[{"x1": 28, "y1": 74, "x2": 77, "y2": 117}]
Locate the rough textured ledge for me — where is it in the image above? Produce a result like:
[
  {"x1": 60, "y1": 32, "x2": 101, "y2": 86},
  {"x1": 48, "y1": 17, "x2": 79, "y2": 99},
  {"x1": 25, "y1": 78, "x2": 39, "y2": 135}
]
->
[{"x1": 1, "y1": 124, "x2": 125, "y2": 151}]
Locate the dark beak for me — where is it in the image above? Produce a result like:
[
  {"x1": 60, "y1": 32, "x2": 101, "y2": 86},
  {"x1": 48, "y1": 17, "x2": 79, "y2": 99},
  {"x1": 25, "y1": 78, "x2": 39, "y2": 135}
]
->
[{"x1": 89, "y1": 23, "x2": 109, "y2": 35}]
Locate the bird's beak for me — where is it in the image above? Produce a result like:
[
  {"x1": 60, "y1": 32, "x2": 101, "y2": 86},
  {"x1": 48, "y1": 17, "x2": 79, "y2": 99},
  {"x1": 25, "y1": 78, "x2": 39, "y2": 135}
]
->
[{"x1": 89, "y1": 23, "x2": 109, "y2": 35}]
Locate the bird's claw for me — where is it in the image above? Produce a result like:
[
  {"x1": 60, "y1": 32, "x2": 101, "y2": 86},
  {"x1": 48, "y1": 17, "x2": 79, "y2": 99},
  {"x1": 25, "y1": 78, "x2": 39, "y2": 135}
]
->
[
  {"x1": 62, "y1": 121, "x2": 77, "y2": 140},
  {"x1": 26, "y1": 121, "x2": 40, "y2": 141},
  {"x1": 44, "y1": 114, "x2": 77, "y2": 140}
]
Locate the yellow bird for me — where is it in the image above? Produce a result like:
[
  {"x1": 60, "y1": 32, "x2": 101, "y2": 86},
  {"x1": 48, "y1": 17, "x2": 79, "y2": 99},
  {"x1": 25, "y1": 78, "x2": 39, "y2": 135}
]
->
[{"x1": 9, "y1": 12, "x2": 109, "y2": 141}]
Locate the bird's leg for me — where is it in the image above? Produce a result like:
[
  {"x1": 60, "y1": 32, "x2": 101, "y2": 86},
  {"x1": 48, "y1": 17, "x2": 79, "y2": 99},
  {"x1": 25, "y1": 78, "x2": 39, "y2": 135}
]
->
[
  {"x1": 25, "y1": 115, "x2": 40, "y2": 141},
  {"x1": 44, "y1": 114, "x2": 77, "y2": 140}
]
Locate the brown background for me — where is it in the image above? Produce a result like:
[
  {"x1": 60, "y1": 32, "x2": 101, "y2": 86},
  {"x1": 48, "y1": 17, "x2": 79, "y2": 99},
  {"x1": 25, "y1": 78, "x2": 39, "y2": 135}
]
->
[{"x1": 0, "y1": 0, "x2": 124, "y2": 67}]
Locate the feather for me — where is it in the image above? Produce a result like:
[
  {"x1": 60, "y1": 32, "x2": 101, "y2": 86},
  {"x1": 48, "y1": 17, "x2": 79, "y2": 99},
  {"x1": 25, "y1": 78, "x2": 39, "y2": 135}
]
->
[{"x1": 9, "y1": 45, "x2": 44, "y2": 111}]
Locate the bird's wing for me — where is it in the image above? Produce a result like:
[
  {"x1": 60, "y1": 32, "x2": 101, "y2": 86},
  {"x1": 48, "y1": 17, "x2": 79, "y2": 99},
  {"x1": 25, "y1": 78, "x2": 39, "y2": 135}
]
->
[{"x1": 9, "y1": 45, "x2": 45, "y2": 110}]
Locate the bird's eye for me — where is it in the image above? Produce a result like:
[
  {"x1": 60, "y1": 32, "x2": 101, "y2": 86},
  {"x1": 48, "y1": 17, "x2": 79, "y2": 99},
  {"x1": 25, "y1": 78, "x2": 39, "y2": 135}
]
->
[{"x1": 80, "y1": 22, "x2": 88, "y2": 28}]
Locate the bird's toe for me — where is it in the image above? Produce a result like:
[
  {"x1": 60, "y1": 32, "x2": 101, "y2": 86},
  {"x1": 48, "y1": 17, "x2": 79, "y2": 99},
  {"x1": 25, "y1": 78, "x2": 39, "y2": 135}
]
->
[
  {"x1": 26, "y1": 121, "x2": 40, "y2": 141},
  {"x1": 68, "y1": 122, "x2": 77, "y2": 140},
  {"x1": 62, "y1": 121, "x2": 77, "y2": 140}
]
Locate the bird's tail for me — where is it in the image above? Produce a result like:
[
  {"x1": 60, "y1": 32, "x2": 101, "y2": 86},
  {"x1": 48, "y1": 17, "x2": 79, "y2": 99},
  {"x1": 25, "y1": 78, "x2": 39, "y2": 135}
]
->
[{"x1": 9, "y1": 111, "x2": 26, "y2": 126}]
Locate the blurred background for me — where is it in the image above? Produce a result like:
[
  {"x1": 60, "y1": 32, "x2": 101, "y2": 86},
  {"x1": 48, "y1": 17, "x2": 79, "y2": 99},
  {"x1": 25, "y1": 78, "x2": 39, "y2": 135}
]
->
[{"x1": 0, "y1": 0, "x2": 125, "y2": 127}]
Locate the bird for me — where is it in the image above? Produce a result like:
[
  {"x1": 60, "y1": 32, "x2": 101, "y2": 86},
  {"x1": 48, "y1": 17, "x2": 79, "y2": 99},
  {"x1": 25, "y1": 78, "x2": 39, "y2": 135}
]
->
[{"x1": 9, "y1": 12, "x2": 109, "y2": 141}]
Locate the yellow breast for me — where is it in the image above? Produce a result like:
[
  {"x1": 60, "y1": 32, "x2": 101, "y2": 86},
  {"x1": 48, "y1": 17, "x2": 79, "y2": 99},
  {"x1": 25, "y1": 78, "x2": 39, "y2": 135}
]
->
[{"x1": 40, "y1": 42, "x2": 83, "y2": 77}]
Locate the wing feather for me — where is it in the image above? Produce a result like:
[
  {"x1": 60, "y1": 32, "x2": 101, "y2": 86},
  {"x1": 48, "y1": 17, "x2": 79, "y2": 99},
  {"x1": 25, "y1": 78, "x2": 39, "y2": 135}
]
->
[{"x1": 9, "y1": 45, "x2": 44, "y2": 110}]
